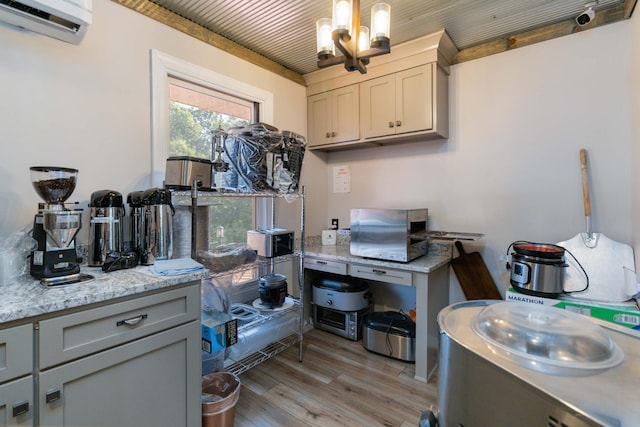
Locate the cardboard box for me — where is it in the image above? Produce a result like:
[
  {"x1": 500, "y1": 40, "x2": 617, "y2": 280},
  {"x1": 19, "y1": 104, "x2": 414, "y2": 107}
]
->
[
  {"x1": 506, "y1": 288, "x2": 640, "y2": 330},
  {"x1": 202, "y1": 311, "x2": 237, "y2": 353}
]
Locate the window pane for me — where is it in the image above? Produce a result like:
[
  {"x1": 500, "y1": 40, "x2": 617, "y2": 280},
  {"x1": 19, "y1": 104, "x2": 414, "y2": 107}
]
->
[
  {"x1": 168, "y1": 77, "x2": 256, "y2": 261},
  {"x1": 168, "y1": 79, "x2": 253, "y2": 159},
  {"x1": 207, "y1": 198, "x2": 254, "y2": 247}
]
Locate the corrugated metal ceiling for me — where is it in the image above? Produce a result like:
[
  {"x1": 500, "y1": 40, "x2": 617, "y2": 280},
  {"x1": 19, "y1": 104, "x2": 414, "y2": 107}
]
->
[{"x1": 150, "y1": 0, "x2": 625, "y2": 75}]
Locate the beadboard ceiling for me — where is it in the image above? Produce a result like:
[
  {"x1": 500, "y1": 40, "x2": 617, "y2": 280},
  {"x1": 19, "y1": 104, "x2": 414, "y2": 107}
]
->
[{"x1": 116, "y1": 0, "x2": 636, "y2": 83}]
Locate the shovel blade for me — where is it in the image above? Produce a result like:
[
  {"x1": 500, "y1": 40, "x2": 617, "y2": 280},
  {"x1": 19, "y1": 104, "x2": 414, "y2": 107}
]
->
[{"x1": 557, "y1": 233, "x2": 636, "y2": 302}]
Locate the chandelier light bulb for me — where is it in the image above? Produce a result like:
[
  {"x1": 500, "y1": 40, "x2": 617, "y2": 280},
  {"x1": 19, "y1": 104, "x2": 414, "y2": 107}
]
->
[
  {"x1": 358, "y1": 26, "x2": 370, "y2": 51},
  {"x1": 316, "y1": 18, "x2": 335, "y2": 58},
  {"x1": 371, "y1": 3, "x2": 391, "y2": 40},
  {"x1": 333, "y1": 0, "x2": 353, "y2": 35}
]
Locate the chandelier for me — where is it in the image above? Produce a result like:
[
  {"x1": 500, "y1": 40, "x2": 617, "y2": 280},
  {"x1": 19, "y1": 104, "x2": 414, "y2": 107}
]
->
[{"x1": 316, "y1": 0, "x2": 391, "y2": 74}]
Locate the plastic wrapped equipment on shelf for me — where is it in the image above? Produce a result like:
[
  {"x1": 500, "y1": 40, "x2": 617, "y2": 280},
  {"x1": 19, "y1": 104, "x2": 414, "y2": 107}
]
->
[
  {"x1": 196, "y1": 243, "x2": 257, "y2": 273},
  {"x1": 220, "y1": 123, "x2": 306, "y2": 194},
  {"x1": 226, "y1": 308, "x2": 298, "y2": 361}
]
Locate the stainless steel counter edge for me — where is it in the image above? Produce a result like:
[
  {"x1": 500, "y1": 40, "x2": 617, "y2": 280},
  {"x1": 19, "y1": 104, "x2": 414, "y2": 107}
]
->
[
  {"x1": 0, "y1": 267, "x2": 210, "y2": 325},
  {"x1": 304, "y1": 242, "x2": 453, "y2": 273}
]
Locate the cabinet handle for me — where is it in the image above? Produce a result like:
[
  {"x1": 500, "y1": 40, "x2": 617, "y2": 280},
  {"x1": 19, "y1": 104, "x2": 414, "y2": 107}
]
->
[
  {"x1": 46, "y1": 389, "x2": 61, "y2": 404},
  {"x1": 315, "y1": 260, "x2": 327, "y2": 265},
  {"x1": 116, "y1": 313, "x2": 148, "y2": 327},
  {"x1": 331, "y1": 132, "x2": 337, "y2": 137},
  {"x1": 396, "y1": 120, "x2": 402, "y2": 127},
  {"x1": 388, "y1": 121, "x2": 394, "y2": 128},
  {"x1": 325, "y1": 132, "x2": 331, "y2": 138},
  {"x1": 372, "y1": 269, "x2": 387, "y2": 275},
  {"x1": 12, "y1": 400, "x2": 29, "y2": 417}
]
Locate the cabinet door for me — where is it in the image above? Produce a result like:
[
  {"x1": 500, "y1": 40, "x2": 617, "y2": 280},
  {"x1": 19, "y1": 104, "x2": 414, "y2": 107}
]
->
[
  {"x1": 0, "y1": 324, "x2": 32, "y2": 384},
  {"x1": 330, "y1": 85, "x2": 359, "y2": 144},
  {"x1": 38, "y1": 320, "x2": 200, "y2": 427},
  {"x1": 307, "y1": 92, "x2": 331, "y2": 147},
  {"x1": 360, "y1": 74, "x2": 396, "y2": 139},
  {"x1": 395, "y1": 64, "x2": 433, "y2": 134},
  {"x1": 0, "y1": 376, "x2": 33, "y2": 426}
]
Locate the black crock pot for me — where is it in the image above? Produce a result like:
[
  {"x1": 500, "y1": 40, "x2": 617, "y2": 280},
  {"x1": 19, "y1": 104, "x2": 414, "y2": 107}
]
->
[{"x1": 258, "y1": 273, "x2": 287, "y2": 308}]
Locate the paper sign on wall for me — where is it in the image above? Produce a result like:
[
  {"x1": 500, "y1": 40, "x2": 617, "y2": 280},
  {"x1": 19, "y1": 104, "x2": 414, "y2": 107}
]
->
[{"x1": 333, "y1": 165, "x2": 351, "y2": 193}]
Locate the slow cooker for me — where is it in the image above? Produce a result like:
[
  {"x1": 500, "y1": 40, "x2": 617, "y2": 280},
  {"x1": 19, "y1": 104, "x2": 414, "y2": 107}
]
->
[
  {"x1": 424, "y1": 300, "x2": 639, "y2": 426},
  {"x1": 508, "y1": 241, "x2": 569, "y2": 296}
]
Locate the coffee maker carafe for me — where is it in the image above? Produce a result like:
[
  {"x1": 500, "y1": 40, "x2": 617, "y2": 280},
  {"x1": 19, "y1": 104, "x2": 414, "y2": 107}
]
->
[
  {"x1": 88, "y1": 190, "x2": 125, "y2": 267},
  {"x1": 29, "y1": 166, "x2": 93, "y2": 285},
  {"x1": 127, "y1": 190, "x2": 144, "y2": 257},
  {"x1": 140, "y1": 188, "x2": 174, "y2": 265}
]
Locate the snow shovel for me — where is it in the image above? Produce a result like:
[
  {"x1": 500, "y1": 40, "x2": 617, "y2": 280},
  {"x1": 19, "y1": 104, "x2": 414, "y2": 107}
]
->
[{"x1": 556, "y1": 149, "x2": 636, "y2": 302}]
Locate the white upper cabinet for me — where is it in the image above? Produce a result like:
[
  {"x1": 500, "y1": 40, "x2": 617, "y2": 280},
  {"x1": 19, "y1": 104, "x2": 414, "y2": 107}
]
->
[
  {"x1": 304, "y1": 30, "x2": 457, "y2": 152},
  {"x1": 307, "y1": 85, "x2": 359, "y2": 148},
  {"x1": 361, "y1": 64, "x2": 434, "y2": 139}
]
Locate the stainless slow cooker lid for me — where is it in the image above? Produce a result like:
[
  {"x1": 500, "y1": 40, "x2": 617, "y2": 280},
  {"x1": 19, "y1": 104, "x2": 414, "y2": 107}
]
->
[{"x1": 471, "y1": 301, "x2": 623, "y2": 375}]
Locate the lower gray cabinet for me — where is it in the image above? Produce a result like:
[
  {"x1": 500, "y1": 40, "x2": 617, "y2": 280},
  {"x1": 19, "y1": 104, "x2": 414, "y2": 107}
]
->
[
  {"x1": 38, "y1": 321, "x2": 200, "y2": 427},
  {"x1": 0, "y1": 376, "x2": 33, "y2": 426},
  {"x1": 0, "y1": 323, "x2": 34, "y2": 426},
  {"x1": 37, "y1": 283, "x2": 201, "y2": 427}
]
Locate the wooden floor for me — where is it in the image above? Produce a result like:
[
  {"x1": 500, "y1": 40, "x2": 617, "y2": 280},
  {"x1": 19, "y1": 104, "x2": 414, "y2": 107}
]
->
[{"x1": 234, "y1": 328, "x2": 438, "y2": 426}]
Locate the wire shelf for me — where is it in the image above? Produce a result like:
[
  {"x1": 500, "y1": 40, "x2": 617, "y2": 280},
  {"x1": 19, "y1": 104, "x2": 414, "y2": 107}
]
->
[{"x1": 224, "y1": 333, "x2": 300, "y2": 376}]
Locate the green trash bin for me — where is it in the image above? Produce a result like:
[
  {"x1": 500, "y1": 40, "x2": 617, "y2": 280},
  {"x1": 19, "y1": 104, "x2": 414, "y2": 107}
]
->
[{"x1": 202, "y1": 372, "x2": 241, "y2": 427}]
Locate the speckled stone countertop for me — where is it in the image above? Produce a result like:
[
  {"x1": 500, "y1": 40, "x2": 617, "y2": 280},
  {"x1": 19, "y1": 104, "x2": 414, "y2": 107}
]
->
[
  {"x1": 0, "y1": 266, "x2": 209, "y2": 326},
  {"x1": 303, "y1": 240, "x2": 453, "y2": 274}
]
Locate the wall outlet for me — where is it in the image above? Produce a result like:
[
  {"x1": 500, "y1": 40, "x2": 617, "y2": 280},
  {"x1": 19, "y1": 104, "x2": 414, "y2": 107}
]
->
[{"x1": 331, "y1": 218, "x2": 339, "y2": 229}]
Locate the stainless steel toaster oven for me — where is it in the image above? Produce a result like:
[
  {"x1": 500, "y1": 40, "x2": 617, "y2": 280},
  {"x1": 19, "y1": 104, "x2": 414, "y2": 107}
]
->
[
  {"x1": 350, "y1": 208, "x2": 428, "y2": 262},
  {"x1": 246, "y1": 228, "x2": 294, "y2": 258}
]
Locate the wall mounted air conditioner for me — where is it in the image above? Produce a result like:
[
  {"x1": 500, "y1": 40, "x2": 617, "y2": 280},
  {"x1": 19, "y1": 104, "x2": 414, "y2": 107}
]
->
[{"x1": 0, "y1": 0, "x2": 92, "y2": 44}]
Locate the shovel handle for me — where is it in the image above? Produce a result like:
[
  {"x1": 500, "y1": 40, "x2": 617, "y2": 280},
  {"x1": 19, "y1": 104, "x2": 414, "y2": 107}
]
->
[{"x1": 580, "y1": 148, "x2": 592, "y2": 237}]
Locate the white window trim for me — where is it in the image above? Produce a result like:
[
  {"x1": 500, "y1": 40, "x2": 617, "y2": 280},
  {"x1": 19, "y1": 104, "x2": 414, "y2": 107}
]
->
[{"x1": 150, "y1": 49, "x2": 274, "y2": 188}]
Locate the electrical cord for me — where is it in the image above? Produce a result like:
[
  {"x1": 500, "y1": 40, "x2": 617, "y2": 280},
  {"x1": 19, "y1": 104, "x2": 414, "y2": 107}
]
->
[{"x1": 383, "y1": 310, "x2": 413, "y2": 357}]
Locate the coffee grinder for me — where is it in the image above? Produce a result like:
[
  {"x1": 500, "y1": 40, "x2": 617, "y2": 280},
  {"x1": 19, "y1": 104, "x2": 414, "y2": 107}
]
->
[{"x1": 29, "y1": 166, "x2": 93, "y2": 286}]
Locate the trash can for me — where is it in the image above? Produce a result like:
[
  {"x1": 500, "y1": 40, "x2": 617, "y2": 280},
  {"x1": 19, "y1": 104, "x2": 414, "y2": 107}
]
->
[{"x1": 202, "y1": 372, "x2": 241, "y2": 427}]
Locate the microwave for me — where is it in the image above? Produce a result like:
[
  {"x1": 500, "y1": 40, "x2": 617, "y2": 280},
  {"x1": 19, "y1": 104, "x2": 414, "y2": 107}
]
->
[{"x1": 246, "y1": 228, "x2": 294, "y2": 258}]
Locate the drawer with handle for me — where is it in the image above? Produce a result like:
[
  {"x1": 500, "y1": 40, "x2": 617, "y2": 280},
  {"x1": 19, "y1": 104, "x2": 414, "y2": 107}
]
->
[
  {"x1": 38, "y1": 283, "x2": 199, "y2": 369},
  {"x1": 304, "y1": 257, "x2": 347, "y2": 275},
  {"x1": 349, "y1": 264, "x2": 413, "y2": 286}
]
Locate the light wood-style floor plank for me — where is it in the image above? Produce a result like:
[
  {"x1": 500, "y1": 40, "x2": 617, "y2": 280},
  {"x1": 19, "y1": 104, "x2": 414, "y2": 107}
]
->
[{"x1": 234, "y1": 328, "x2": 438, "y2": 426}]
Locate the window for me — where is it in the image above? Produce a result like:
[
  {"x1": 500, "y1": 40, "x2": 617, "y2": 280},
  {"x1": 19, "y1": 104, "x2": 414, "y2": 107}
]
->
[
  {"x1": 168, "y1": 77, "x2": 255, "y2": 159},
  {"x1": 151, "y1": 50, "x2": 274, "y2": 254}
]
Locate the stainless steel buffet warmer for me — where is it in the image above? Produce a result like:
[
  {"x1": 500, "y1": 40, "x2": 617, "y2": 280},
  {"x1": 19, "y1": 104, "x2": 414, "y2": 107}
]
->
[{"x1": 423, "y1": 300, "x2": 639, "y2": 427}]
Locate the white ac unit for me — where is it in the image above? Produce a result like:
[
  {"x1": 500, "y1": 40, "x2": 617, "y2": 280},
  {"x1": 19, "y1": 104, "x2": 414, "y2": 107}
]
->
[{"x1": 0, "y1": 0, "x2": 92, "y2": 44}]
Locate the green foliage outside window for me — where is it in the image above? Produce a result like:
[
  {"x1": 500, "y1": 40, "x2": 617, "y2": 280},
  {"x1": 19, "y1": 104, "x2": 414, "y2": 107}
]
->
[{"x1": 170, "y1": 101, "x2": 253, "y2": 249}]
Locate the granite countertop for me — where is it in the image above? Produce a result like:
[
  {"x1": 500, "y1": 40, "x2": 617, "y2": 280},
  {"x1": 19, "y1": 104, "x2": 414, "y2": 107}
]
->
[
  {"x1": 303, "y1": 241, "x2": 453, "y2": 274},
  {"x1": 0, "y1": 266, "x2": 209, "y2": 325}
]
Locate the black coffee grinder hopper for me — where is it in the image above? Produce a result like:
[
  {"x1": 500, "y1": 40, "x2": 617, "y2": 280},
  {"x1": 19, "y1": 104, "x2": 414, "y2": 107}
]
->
[{"x1": 29, "y1": 166, "x2": 93, "y2": 286}]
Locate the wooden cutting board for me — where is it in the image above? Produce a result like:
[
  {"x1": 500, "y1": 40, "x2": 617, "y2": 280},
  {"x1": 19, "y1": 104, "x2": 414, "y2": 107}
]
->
[{"x1": 450, "y1": 241, "x2": 502, "y2": 300}]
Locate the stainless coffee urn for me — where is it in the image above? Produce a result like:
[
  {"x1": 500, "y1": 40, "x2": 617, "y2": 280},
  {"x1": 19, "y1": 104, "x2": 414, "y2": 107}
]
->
[
  {"x1": 127, "y1": 190, "x2": 144, "y2": 257},
  {"x1": 88, "y1": 190, "x2": 125, "y2": 266},
  {"x1": 140, "y1": 188, "x2": 174, "y2": 265}
]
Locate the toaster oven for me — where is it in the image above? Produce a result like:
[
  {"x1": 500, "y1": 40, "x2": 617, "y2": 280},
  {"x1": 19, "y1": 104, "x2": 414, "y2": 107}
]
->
[
  {"x1": 350, "y1": 208, "x2": 428, "y2": 262},
  {"x1": 246, "y1": 228, "x2": 294, "y2": 258},
  {"x1": 165, "y1": 156, "x2": 213, "y2": 190}
]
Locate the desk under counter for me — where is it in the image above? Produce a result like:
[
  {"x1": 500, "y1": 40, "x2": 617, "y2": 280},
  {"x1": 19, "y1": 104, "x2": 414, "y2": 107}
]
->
[{"x1": 304, "y1": 241, "x2": 453, "y2": 382}]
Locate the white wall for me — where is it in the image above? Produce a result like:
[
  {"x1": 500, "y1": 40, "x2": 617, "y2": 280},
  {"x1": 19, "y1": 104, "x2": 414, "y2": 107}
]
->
[
  {"x1": 323, "y1": 22, "x2": 633, "y2": 295},
  {"x1": 0, "y1": 0, "x2": 318, "y2": 241},
  {"x1": 632, "y1": 9, "x2": 640, "y2": 270}
]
